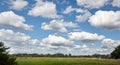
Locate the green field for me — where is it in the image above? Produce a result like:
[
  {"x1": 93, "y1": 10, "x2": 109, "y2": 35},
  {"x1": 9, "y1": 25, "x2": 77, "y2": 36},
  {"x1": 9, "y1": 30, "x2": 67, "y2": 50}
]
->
[{"x1": 17, "y1": 57, "x2": 120, "y2": 65}]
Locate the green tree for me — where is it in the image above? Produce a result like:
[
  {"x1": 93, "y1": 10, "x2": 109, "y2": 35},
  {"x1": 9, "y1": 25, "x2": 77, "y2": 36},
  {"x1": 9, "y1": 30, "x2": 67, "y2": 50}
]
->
[
  {"x1": 0, "y1": 42, "x2": 17, "y2": 65},
  {"x1": 111, "y1": 45, "x2": 120, "y2": 59}
]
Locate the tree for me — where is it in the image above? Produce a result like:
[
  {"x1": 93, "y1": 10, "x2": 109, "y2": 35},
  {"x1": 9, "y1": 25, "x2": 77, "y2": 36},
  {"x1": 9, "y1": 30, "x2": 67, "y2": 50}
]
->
[
  {"x1": 68, "y1": 54, "x2": 71, "y2": 57},
  {"x1": 0, "y1": 42, "x2": 17, "y2": 65},
  {"x1": 53, "y1": 53, "x2": 64, "y2": 57},
  {"x1": 111, "y1": 45, "x2": 120, "y2": 59}
]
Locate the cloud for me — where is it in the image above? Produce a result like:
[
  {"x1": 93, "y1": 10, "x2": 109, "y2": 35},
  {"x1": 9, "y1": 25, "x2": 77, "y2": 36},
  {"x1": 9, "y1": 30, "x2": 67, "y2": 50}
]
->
[
  {"x1": 1, "y1": 29, "x2": 117, "y2": 55},
  {"x1": 74, "y1": 44, "x2": 87, "y2": 49},
  {"x1": 0, "y1": 29, "x2": 30, "y2": 44},
  {"x1": 41, "y1": 19, "x2": 78, "y2": 32},
  {"x1": 0, "y1": 11, "x2": 33, "y2": 30},
  {"x1": 0, "y1": 29, "x2": 39, "y2": 54},
  {"x1": 112, "y1": 0, "x2": 120, "y2": 7},
  {"x1": 76, "y1": 11, "x2": 91, "y2": 22},
  {"x1": 1, "y1": 31, "x2": 29, "y2": 43},
  {"x1": 100, "y1": 38, "x2": 120, "y2": 54},
  {"x1": 10, "y1": 0, "x2": 28, "y2": 10},
  {"x1": 102, "y1": 38, "x2": 120, "y2": 48},
  {"x1": 76, "y1": 0, "x2": 108, "y2": 9},
  {"x1": 91, "y1": 43, "x2": 95, "y2": 46},
  {"x1": 68, "y1": 31, "x2": 105, "y2": 42},
  {"x1": 28, "y1": 0, "x2": 59, "y2": 18},
  {"x1": 63, "y1": 6, "x2": 87, "y2": 14},
  {"x1": 40, "y1": 34, "x2": 90, "y2": 54},
  {"x1": 89, "y1": 10, "x2": 120, "y2": 30},
  {"x1": 63, "y1": 6, "x2": 91, "y2": 22},
  {"x1": 40, "y1": 34, "x2": 74, "y2": 48},
  {"x1": 63, "y1": 6, "x2": 75, "y2": 14}
]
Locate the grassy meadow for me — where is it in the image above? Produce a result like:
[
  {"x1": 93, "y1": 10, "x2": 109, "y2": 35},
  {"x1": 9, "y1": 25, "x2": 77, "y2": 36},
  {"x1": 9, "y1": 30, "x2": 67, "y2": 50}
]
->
[{"x1": 17, "y1": 57, "x2": 120, "y2": 65}]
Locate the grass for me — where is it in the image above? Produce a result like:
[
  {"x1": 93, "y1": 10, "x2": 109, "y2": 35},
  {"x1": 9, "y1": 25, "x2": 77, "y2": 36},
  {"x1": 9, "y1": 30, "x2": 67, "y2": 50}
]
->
[{"x1": 17, "y1": 57, "x2": 120, "y2": 65}]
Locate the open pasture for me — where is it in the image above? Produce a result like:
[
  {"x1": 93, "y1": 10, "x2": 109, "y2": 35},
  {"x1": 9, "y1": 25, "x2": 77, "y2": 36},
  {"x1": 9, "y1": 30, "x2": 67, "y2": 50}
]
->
[{"x1": 17, "y1": 57, "x2": 120, "y2": 65}]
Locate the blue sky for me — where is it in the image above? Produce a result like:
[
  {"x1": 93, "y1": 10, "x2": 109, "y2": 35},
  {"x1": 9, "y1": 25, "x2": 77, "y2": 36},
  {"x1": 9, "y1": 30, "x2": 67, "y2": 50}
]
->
[{"x1": 0, "y1": 0, "x2": 120, "y2": 55}]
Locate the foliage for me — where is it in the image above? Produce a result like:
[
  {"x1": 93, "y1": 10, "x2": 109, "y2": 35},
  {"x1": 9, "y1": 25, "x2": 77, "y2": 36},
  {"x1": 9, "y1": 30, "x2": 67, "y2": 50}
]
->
[
  {"x1": 12, "y1": 53, "x2": 110, "y2": 59},
  {"x1": 111, "y1": 45, "x2": 120, "y2": 59},
  {"x1": 0, "y1": 42, "x2": 17, "y2": 65},
  {"x1": 12, "y1": 53, "x2": 72, "y2": 57}
]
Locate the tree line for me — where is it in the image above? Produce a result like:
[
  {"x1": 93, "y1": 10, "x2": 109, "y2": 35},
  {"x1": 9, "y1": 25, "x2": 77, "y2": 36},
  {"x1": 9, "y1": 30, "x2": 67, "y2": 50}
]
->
[{"x1": 11, "y1": 53, "x2": 111, "y2": 59}]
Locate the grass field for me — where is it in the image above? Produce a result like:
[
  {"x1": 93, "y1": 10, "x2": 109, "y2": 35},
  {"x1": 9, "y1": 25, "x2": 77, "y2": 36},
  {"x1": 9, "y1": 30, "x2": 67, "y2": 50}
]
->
[{"x1": 17, "y1": 57, "x2": 120, "y2": 65}]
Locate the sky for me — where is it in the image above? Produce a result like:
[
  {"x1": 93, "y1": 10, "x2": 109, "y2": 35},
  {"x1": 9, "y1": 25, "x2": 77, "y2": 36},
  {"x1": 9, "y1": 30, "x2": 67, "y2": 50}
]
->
[{"x1": 0, "y1": 0, "x2": 120, "y2": 55}]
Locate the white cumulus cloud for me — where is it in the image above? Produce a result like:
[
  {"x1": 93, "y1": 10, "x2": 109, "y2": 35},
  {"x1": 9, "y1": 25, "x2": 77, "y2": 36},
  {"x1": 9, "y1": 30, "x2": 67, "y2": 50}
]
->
[
  {"x1": 41, "y1": 19, "x2": 78, "y2": 32},
  {"x1": 89, "y1": 10, "x2": 120, "y2": 30},
  {"x1": 10, "y1": 0, "x2": 28, "y2": 10},
  {"x1": 0, "y1": 29, "x2": 39, "y2": 54},
  {"x1": 28, "y1": 0, "x2": 59, "y2": 18},
  {"x1": 40, "y1": 34, "x2": 74, "y2": 47},
  {"x1": 76, "y1": 11, "x2": 91, "y2": 22},
  {"x1": 0, "y1": 11, "x2": 33, "y2": 30},
  {"x1": 68, "y1": 31, "x2": 105, "y2": 42},
  {"x1": 76, "y1": 0, "x2": 108, "y2": 9},
  {"x1": 0, "y1": 29, "x2": 30, "y2": 43},
  {"x1": 102, "y1": 38, "x2": 120, "y2": 48}
]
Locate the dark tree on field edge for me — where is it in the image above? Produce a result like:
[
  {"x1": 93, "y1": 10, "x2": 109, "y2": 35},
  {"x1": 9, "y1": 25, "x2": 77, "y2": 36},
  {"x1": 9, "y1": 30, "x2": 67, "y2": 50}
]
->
[
  {"x1": 111, "y1": 45, "x2": 120, "y2": 59},
  {"x1": 0, "y1": 42, "x2": 17, "y2": 65}
]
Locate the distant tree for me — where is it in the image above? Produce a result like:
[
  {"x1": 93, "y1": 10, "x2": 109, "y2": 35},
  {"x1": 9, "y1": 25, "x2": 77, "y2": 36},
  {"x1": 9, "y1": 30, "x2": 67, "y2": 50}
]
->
[
  {"x1": 111, "y1": 45, "x2": 120, "y2": 59},
  {"x1": 68, "y1": 54, "x2": 71, "y2": 57},
  {"x1": 53, "y1": 53, "x2": 64, "y2": 57},
  {"x1": 92, "y1": 54, "x2": 109, "y2": 58},
  {"x1": 0, "y1": 42, "x2": 17, "y2": 65},
  {"x1": 64, "y1": 54, "x2": 68, "y2": 57}
]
